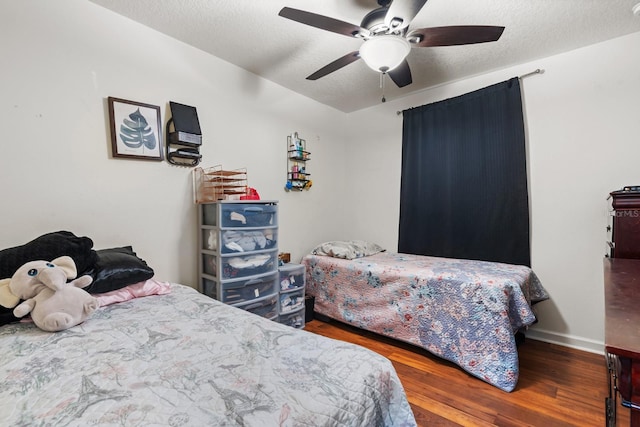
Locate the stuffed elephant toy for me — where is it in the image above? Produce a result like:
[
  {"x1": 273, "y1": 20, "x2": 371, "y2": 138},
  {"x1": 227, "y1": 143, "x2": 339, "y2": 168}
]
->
[{"x1": 0, "y1": 256, "x2": 98, "y2": 332}]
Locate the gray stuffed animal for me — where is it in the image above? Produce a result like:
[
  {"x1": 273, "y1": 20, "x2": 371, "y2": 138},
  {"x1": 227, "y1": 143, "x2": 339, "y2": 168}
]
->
[{"x1": 0, "y1": 256, "x2": 98, "y2": 332}]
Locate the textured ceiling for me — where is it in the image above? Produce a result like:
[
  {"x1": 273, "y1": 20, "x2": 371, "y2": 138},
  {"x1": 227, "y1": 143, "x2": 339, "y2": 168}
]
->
[{"x1": 89, "y1": 0, "x2": 640, "y2": 112}]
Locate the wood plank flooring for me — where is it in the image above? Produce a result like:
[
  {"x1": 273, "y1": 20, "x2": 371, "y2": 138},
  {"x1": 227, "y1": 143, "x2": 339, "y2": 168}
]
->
[{"x1": 304, "y1": 319, "x2": 629, "y2": 426}]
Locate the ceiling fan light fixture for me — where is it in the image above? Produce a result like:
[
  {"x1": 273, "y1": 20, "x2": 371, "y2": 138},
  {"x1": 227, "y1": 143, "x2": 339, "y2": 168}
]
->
[{"x1": 359, "y1": 35, "x2": 411, "y2": 73}]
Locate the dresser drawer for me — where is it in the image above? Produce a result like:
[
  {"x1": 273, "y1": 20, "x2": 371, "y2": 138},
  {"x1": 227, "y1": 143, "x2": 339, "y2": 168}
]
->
[
  {"x1": 278, "y1": 263, "x2": 305, "y2": 291},
  {"x1": 202, "y1": 277, "x2": 217, "y2": 300},
  {"x1": 221, "y1": 272, "x2": 277, "y2": 305},
  {"x1": 221, "y1": 249, "x2": 278, "y2": 280},
  {"x1": 279, "y1": 307, "x2": 305, "y2": 329},
  {"x1": 221, "y1": 203, "x2": 277, "y2": 228},
  {"x1": 279, "y1": 288, "x2": 305, "y2": 314},
  {"x1": 202, "y1": 202, "x2": 278, "y2": 228},
  {"x1": 235, "y1": 294, "x2": 278, "y2": 319},
  {"x1": 202, "y1": 253, "x2": 218, "y2": 277},
  {"x1": 222, "y1": 229, "x2": 277, "y2": 253},
  {"x1": 201, "y1": 228, "x2": 277, "y2": 253}
]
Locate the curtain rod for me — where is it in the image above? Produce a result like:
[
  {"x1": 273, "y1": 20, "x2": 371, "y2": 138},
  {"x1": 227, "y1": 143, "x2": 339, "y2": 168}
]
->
[
  {"x1": 519, "y1": 68, "x2": 543, "y2": 79},
  {"x1": 396, "y1": 69, "x2": 544, "y2": 116}
]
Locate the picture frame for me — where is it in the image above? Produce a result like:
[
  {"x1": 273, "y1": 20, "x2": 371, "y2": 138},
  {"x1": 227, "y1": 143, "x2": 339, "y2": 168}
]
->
[{"x1": 108, "y1": 97, "x2": 163, "y2": 160}]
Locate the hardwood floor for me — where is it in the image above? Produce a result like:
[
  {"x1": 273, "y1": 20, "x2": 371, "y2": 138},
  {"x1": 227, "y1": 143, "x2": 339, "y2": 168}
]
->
[{"x1": 304, "y1": 319, "x2": 629, "y2": 427}]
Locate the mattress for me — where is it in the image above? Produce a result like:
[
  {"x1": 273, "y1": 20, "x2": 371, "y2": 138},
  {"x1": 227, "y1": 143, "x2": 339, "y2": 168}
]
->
[
  {"x1": 0, "y1": 283, "x2": 416, "y2": 426},
  {"x1": 303, "y1": 252, "x2": 549, "y2": 392}
]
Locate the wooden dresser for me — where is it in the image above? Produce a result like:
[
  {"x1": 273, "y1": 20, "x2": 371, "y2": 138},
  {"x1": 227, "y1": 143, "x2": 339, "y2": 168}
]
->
[
  {"x1": 609, "y1": 190, "x2": 640, "y2": 259},
  {"x1": 604, "y1": 257, "x2": 640, "y2": 426}
]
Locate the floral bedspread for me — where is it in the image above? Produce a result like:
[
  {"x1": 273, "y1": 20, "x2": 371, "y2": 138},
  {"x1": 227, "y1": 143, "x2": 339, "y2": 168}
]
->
[
  {"x1": 0, "y1": 284, "x2": 416, "y2": 427},
  {"x1": 303, "y1": 252, "x2": 549, "y2": 392}
]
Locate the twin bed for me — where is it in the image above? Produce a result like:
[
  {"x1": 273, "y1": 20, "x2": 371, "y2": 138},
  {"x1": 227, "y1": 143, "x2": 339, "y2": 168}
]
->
[{"x1": 302, "y1": 242, "x2": 548, "y2": 392}]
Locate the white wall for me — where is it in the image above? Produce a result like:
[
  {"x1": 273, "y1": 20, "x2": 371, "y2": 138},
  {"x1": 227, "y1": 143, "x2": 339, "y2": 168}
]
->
[
  {"x1": 0, "y1": 0, "x2": 350, "y2": 287},
  {"x1": 344, "y1": 31, "x2": 640, "y2": 352},
  {"x1": 3, "y1": 0, "x2": 639, "y2": 352}
]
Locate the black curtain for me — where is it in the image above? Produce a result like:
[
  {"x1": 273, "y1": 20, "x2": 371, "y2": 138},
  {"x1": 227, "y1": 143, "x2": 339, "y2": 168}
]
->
[{"x1": 398, "y1": 77, "x2": 530, "y2": 266}]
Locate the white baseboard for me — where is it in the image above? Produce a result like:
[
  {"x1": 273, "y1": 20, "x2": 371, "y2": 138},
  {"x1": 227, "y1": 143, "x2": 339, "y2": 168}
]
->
[{"x1": 525, "y1": 328, "x2": 604, "y2": 355}]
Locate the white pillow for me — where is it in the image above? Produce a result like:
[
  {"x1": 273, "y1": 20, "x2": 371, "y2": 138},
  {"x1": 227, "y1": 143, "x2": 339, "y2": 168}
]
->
[{"x1": 311, "y1": 240, "x2": 385, "y2": 259}]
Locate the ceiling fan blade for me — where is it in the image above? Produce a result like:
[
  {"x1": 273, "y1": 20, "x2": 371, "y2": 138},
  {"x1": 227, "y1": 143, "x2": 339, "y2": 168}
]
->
[
  {"x1": 407, "y1": 26, "x2": 505, "y2": 47},
  {"x1": 388, "y1": 60, "x2": 412, "y2": 88},
  {"x1": 306, "y1": 51, "x2": 361, "y2": 80},
  {"x1": 279, "y1": 7, "x2": 369, "y2": 38},
  {"x1": 384, "y1": 0, "x2": 429, "y2": 31}
]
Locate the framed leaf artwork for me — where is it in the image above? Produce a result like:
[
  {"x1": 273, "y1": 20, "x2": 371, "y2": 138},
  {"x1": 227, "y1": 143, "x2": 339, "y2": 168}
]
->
[{"x1": 108, "y1": 97, "x2": 163, "y2": 160}]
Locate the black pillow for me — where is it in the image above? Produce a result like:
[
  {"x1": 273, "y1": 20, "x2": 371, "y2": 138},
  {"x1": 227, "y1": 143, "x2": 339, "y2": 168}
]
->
[
  {"x1": 0, "y1": 306, "x2": 20, "y2": 327},
  {"x1": 0, "y1": 231, "x2": 97, "y2": 280},
  {"x1": 81, "y1": 246, "x2": 154, "y2": 294}
]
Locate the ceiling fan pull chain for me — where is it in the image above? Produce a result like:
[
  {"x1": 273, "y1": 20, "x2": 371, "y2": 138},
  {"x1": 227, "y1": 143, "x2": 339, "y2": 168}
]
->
[{"x1": 381, "y1": 72, "x2": 386, "y2": 103}]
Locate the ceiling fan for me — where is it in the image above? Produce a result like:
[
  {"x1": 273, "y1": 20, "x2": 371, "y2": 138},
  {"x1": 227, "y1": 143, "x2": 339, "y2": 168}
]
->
[{"x1": 278, "y1": 0, "x2": 505, "y2": 88}]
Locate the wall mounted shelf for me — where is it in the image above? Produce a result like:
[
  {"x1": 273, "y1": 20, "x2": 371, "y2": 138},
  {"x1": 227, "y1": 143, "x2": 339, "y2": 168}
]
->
[
  {"x1": 285, "y1": 132, "x2": 311, "y2": 191},
  {"x1": 166, "y1": 101, "x2": 202, "y2": 166},
  {"x1": 166, "y1": 118, "x2": 202, "y2": 166}
]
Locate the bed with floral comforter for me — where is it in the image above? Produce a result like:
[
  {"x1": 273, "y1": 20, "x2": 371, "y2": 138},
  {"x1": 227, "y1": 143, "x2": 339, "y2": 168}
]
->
[
  {"x1": 302, "y1": 252, "x2": 549, "y2": 392},
  {"x1": 0, "y1": 284, "x2": 416, "y2": 426}
]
